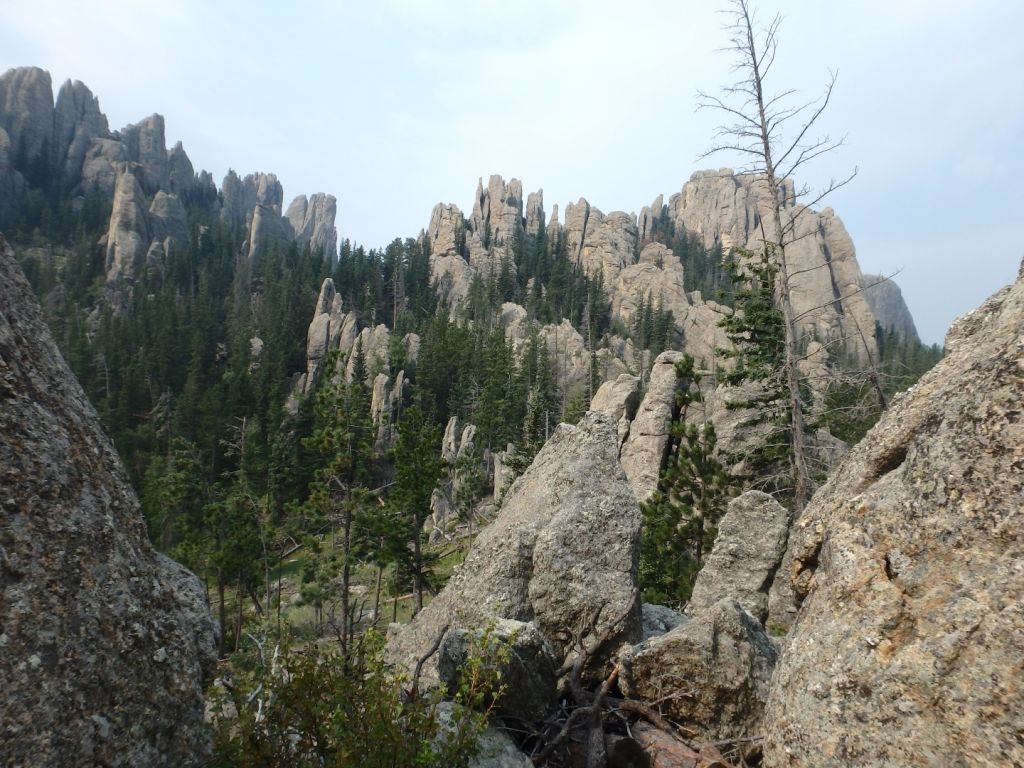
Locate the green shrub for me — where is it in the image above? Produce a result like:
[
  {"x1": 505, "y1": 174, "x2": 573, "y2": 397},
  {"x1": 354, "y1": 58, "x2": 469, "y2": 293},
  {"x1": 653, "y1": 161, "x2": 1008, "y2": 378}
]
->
[{"x1": 208, "y1": 627, "x2": 504, "y2": 767}]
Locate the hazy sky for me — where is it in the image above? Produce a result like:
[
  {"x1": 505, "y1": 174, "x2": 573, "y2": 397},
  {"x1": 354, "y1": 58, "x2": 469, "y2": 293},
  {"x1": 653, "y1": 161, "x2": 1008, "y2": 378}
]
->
[{"x1": 3, "y1": 0, "x2": 1022, "y2": 344}]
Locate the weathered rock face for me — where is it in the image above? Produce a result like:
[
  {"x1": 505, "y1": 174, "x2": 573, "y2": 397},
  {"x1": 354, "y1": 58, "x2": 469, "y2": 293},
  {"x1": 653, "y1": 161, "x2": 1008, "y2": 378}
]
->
[
  {"x1": 563, "y1": 199, "x2": 637, "y2": 285},
  {"x1": 640, "y1": 603, "x2": 687, "y2": 641},
  {"x1": 0, "y1": 237, "x2": 218, "y2": 766},
  {"x1": 762, "y1": 261, "x2": 1024, "y2": 767},
  {"x1": 611, "y1": 242, "x2": 687, "y2": 329},
  {"x1": 386, "y1": 412, "x2": 642, "y2": 687},
  {"x1": 167, "y1": 140, "x2": 195, "y2": 195},
  {"x1": 0, "y1": 66, "x2": 54, "y2": 173},
  {"x1": 686, "y1": 491, "x2": 790, "y2": 623},
  {"x1": 0, "y1": 125, "x2": 27, "y2": 226},
  {"x1": 120, "y1": 114, "x2": 168, "y2": 193},
  {"x1": 286, "y1": 192, "x2": 338, "y2": 263},
  {"x1": 589, "y1": 373, "x2": 641, "y2": 448},
  {"x1": 104, "y1": 167, "x2": 152, "y2": 282},
  {"x1": 80, "y1": 136, "x2": 127, "y2": 196},
  {"x1": 669, "y1": 169, "x2": 878, "y2": 361},
  {"x1": 860, "y1": 273, "x2": 920, "y2": 342},
  {"x1": 621, "y1": 598, "x2": 778, "y2": 741},
  {"x1": 619, "y1": 350, "x2": 685, "y2": 502},
  {"x1": 53, "y1": 79, "x2": 109, "y2": 183}
]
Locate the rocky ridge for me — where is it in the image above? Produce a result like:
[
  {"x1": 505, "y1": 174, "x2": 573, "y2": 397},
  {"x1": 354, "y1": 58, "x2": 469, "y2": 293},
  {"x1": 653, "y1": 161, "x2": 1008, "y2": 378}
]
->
[
  {"x1": 0, "y1": 235, "x2": 218, "y2": 766},
  {"x1": 0, "y1": 66, "x2": 338, "y2": 279}
]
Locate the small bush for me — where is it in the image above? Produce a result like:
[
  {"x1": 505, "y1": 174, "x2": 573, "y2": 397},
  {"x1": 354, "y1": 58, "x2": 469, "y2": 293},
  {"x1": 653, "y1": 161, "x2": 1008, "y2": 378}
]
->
[{"x1": 208, "y1": 626, "x2": 504, "y2": 767}]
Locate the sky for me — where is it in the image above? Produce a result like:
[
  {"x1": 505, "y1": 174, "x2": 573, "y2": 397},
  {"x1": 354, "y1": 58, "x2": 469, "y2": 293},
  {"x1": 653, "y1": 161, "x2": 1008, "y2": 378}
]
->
[{"x1": 2, "y1": 0, "x2": 1022, "y2": 344}]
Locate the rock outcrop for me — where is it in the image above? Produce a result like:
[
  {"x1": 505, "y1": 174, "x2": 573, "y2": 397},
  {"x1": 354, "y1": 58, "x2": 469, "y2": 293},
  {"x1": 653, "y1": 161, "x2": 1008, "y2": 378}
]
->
[
  {"x1": 0, "y1": 67, "x2": 54, "y2": 172},
  {"x1": 669, "y1": 169, "x2": 879, "y2": 361},
  {"x1": 53, "y1": 79, "x2": 109, "y2": 182},
  {"x1": 860, "y1": 273, "x2": 920, "y2": 342},
  {"x1": 685, "y1": 491, "x2": 790, "y2": 623},
  {"x1": 762, "y1": 260, "x2": 1024, "y2": 767},
  {"x1": 387, "y1": 412, "x2": 642, "y2": 688},
  {"x1": 120, "y1": 114, "x2": 168, "y2": 193},
  {"x1": 620, "y1": 351, "x2": 685, "y2": 502},
  {"x1": 621, "y1": 598, "x2": 778, "y2": 741},
  {"x1": 0, "y1": 237, "x2": 218, "y2": 766},
  {"x1": 104, "y1": 167, "x2": 152, "y2": 282},
  {"x1": 286, "y1": 192, "x2": 339, "y2": 263}
]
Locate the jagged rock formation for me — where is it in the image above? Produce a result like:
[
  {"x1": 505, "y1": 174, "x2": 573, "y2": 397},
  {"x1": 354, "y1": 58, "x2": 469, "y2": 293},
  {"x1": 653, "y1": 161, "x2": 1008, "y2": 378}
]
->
[
  {"x1": 0, "y1": 66, "x2": 53, "y2": 171},
  {"x1": 589, "y1": 373, "x2": 641, "y2": 449},
  {"x1": 386, "y1": 412, "x2": 642, "y2": 689},
  {"x1": 669, "y1": 169, "x2": 878, "y2": 360},
  {"x1": 0, "y1": 237, "x2": 218, "y2": 766},
  {"x1": 53, "y1": 78, "x2": 109, "y2": 182},
  {"x1": 426, "y1": 174, "x2": 534, "y2": 307},
  {"x1": 640, "y1": 603, "x2": 687, "y2": 641},
  {"x1": 426, "y1": 416, "x2": 479, "y2": 540},
  {"x1": 286, "y1": 192, "x2": 339, "y2": 263},
  {"x1": 0, "y1": 66, "x2": 337, "y2": 272},
  {"x1": 860, "y1": 273, "x2": 920, "y2": 342},
  {"x1": 619, "y1": 350, "x2": 686, "y2": 502},
  {"x1": 685, "y1": 491, "x2": 790, "y2": 623},
  {"x1": 102, "y1": 167, "x2": 192, "y2": 283},
  {"x1": 762, "y1": 261, "x2": 1024, "y2": 767},
  {"x1": 103, "y1": 167, "x2": 152, "y2": 282}
]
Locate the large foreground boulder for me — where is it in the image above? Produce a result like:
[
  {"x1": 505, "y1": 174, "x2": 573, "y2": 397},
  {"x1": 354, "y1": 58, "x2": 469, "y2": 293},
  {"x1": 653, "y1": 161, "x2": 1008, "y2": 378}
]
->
[
  {"x1": 621, "y1": 598, "x2": 778, "y2": 741},
  {"x1": 386, "y1": 412, "x2": 642, "y2": 697},
  {"x1": 763, "y1": 261, "x2": 1024, "y2": 767},
  {"x1": 0, "y1": 237, "x2": 219, "y2": 766}
]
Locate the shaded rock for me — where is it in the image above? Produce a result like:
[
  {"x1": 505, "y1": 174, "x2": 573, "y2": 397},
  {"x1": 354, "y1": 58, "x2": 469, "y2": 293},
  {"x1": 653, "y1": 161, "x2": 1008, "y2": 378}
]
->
[
  {"x1": 590, "y1": 373, "x2": 641, "y2": 448},
  {"x1": 345, "y1": 324, "x2": 390, "y2": 385},
  {"x1": 246, "y1": 201, "x2": 291, "y2": 266},
  {"x1": 149, "y1": 191, "x2": 189, "y2": 254},
  {"x1": 0, "y1": 66, "x2": 54, "y2": 173},
  {"x1": 438, "y1": 619, "x2": 559, "y2": 720},
  {"x1": 685, "y1": 491, "x2": 789, "y2": 623},
  {"x1": 427, "y1": 202, "x2": 466, "y2": 259},
  {"x1": 860, "y1": 273, "x2": 920, "y2": 342},
  {"x1": 53, "y1": 79, "x2": 108, "y2": 183},
  {"x1": 80, "y1": 137, "x2": 127, "y2": 196},
  {"x1": 387, "y1": 412, "x2": 642, "y2": 685},
  {"x1": 0, "y1": 236, "x2": 218, "y2": 766},
  {"x1": 0, "y1": 126, "x2": 27, "y2": 227},
  {"x1": 620, "y1": 351, "x2": 685, "y2": 502},
  {"x1": 120, "y1": 114, "x2": 167, "y2": 193},
  {"x1": 435, "y1": 703, "x2": 533, "y2": 768},
  {"x1": 621, "y1": 599, "x2": 777, "y2": 741},
  {"x1": 762, "y1": 261, "x2": 1024, "y2": 767},
  {"x1": 167, "y1": 141, "x2": 195, "y2": 195},
  {"x1": 525, "y1": 189, "x2": 545, "y2": 237},
  {"x1": 641, "y1": 603, "x2": 687, "y2": 641}
]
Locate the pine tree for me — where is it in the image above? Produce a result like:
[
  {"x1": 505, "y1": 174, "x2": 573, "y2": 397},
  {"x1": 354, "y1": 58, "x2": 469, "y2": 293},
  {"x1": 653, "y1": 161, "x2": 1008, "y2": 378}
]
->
[
  {"x1": 389, "y1": 405, "x2": 444, "y2": 615},
  {"x1": 716, "y1": 248, "x2": 795, "y2": 500},
  {"x1": 639, "y1": 355, "x2": 734, "y2": 605}
]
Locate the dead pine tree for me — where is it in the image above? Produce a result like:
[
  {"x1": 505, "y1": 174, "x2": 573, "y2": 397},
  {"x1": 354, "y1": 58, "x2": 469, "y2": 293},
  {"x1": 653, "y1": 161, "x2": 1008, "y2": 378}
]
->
[{"x1": 698, "y1": 0, "x2": 857, "y2": 513}]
